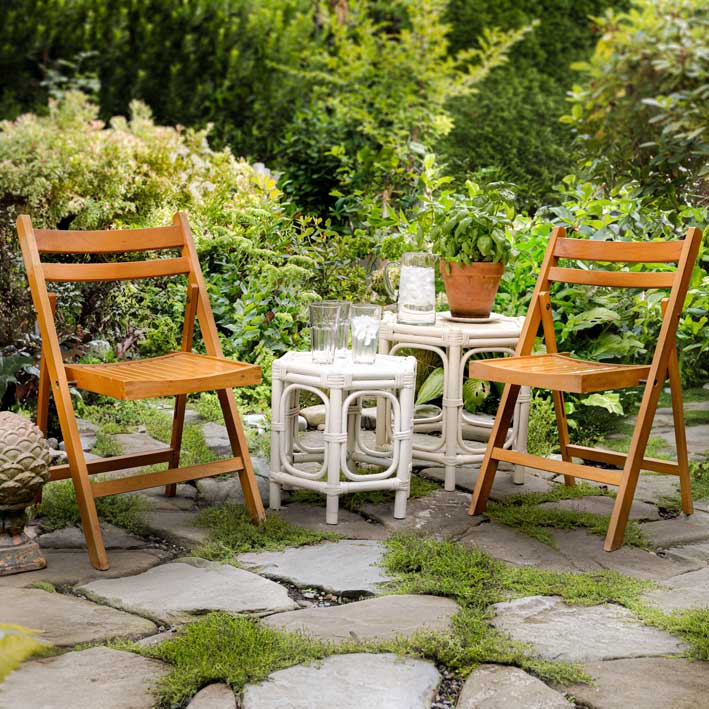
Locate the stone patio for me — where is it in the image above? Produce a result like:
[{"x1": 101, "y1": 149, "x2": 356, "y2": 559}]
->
[{"x1": 1, "y1": 405, "x2": 708, "y2": 708}]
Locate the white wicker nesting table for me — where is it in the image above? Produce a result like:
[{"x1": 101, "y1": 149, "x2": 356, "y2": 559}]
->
[
  {"x1": 269, "y1": 351, "x2": 417, "y2": 524},
  {"x1": 377, "y1": 311, "x2": 530, "y2": 490}
]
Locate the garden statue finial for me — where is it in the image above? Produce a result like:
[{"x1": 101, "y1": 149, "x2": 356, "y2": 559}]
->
[{"x1": 0, "y1": 412, "x2": 51, "y2": 575}]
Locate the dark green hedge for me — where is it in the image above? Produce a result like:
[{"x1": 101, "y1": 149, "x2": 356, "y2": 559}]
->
[{"x1": 441, "y1": 0, "x2": 624, "y2": 204}]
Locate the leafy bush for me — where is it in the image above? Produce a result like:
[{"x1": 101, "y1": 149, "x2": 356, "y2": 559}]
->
[
  {"x1": 441, "y1": 0, "x2": 621, "y2": 204},
  {"x1": 564, "y1": 0, "x2": 709, "y2": 206}
]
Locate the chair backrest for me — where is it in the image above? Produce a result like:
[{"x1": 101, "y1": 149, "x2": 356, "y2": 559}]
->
[
  {"x1": 17, "y1": 212, "x2": 227, "y2": 370},
  {"x1": 515, "y1": 224, "x2": 703, "y2": 388}
]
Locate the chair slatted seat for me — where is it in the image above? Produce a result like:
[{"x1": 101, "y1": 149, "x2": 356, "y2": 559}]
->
[
  {"x1": 18, "y1": 212, "x2": 266, "y2": 571},
  {"x1": 467, "y1": 226, "x2": 703, "y2": 551}
]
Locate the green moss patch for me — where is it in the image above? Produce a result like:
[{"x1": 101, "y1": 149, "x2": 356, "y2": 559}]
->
[
  {"x1": 37, "y1": 479, "x2": 150, "y2": 534},
  {"x1": 484, "y1": 481, "x2": 648, "y2": 548},
  {"x1": 145, "y1": 413, "x2": 216, "y2": 467},
  {"x1": 193, "y1": 502, "x2": 338, "y2": 560}
]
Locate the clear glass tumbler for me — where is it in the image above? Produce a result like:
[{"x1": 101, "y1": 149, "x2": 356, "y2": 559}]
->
[
  {"x1": 351, "y1": 304, "x2": 382, "y2": 364},
  {"x1": 310, "y1": 302, "x2": 340, "y2": 364},
  {"x1": 322, "y1": 300, "x2": 351, "y2": 358}
]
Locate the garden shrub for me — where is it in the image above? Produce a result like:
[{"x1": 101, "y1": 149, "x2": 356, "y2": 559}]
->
[
  {"x1": 564, "y1": 0, "x2": 709, "y2": 207},
  {"x1": 441, "y1": 0, "x2": 622, "y2": 205}
]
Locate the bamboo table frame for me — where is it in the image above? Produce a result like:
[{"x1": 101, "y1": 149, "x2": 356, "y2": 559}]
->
[
  {"x1": 376, "y1": 312, "x2": 530, "y2": 491},
  {"x1": 269, "y1": 351, "x2": 417, "y2": 523}
]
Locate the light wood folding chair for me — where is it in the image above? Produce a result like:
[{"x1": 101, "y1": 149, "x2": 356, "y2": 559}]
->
[
  {"x1": 468, "y1": 225, "x2": 703, "y2": 550},
  {"x1": 18, "y1": 212, "x2": 266, "y2": 570}
]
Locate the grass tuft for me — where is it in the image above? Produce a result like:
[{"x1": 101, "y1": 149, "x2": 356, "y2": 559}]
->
[
  {"x1": 91, "y1": 431, "x2": 124, "y2": 458},
  {"x1": 193, "y1": 502, "x2": 338, "y2": 560},
  {"x1": 484, "y1": 481, "x2": 647, "y2": 548},
  {"x1": 145, "y1": 413, "x2": 216, "y2": 467},
  {"x1": 37, "y1": 479, "x2": 150, "y2": 534}
]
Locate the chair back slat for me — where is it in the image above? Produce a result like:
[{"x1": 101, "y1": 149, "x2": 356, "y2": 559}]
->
[
  {"x1": 35, "y1": 225, "x2": 184, "y2": 254},
  {"x1": 547, "y1": 266, "x2": 676, "y2": 289},
  {"x1": 42, "y1": 257, "x2": 191, "y2": 282},
  {"x1": 554, "y1": 238, "x2": 683, "y2": 263}
]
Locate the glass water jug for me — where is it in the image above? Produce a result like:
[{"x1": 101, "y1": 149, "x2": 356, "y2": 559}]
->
[{"x1": 385, "y1": 252, "x2": 437, "y2": 325}]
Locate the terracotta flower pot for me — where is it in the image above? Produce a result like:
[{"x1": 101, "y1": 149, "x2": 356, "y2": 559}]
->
[{"x1": 439, "y1": 261, "x2": 505, "y2": 318}]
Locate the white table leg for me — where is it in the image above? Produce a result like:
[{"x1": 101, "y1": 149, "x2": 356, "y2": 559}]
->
[
  {"x1": 394, "y1": 377, "x2": 415, "y2": 518},
  {"x1": 375, "y1": 338, "x2": 391, "y2": 450},
  {"x1": 269, "y1": 369, "x2": 283, "y2": 510},
  {"x1": 513, "y1": 385, "x2": 531, "y2": 484},
  {"x1": 443, "y1": 336, "x2": 461, "y2": 491},
  {"x1": 325, "y1": 385, "x2": 343, "y2": 524}
]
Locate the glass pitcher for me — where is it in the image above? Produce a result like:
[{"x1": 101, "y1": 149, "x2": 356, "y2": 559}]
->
[{"x1": 384, "y1": 252, "x2": 437, "y2": 325}]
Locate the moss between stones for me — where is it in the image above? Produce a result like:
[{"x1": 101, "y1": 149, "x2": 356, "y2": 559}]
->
[
  {"x1": 36, "y1": 478, "x2": 150, "y2": 534},
  {"x1": 91, "y1": 431, "x2": 125, "y2": 458},
  {"x1": 484, "y1": 481, "x2": 649, "y2": 548},
  {"x1": 193, "y1": 502, "x2": 339, "y2": 560},
  {"x1": 145, "y1": 413, "x2": 216, "y2": 467}
]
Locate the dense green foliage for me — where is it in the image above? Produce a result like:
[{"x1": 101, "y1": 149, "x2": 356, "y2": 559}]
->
[
  {"x1": 564, "y1": 0, "x2": 709, "y2": 206},
  {"x1": 441, "y1": 0, "x2": 623, "y2": 203}
]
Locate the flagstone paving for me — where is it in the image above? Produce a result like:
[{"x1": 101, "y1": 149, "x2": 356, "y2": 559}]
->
[
  {"x1": 566, "y1": 657, "x2": 709, "y2": 709},
  {"x1": 457, "y1": 664, "x2": 572, "y2": 708},
  {"x1": 78, "y1": 558, "x2": 299, "y2": 624},
  {"x1": 642, "y1": 566, "x2": 709, "y2": 612},
  {"x1": 491, "y1": 595, "x2": 686, "y2": 662},
  {"x1": 240, "y1": 653, "x2": 441, "y2": 709},
  {"x1": 0, "y1": 647, "x2": 168, "y2": 709},
  {"x1": 238, "y1": 540, "x2": 392, "y2": 595},
  {"x1": 263, "y1": 594, "x2": 458, "y2": 643},
  {"x1": 187, "y1": 683, "x2": 237, "y2": 709},
  {"x1": 0, "y1": 587, "x2": 155, "y2": 646},
  {"x1": 3, "y1": 408, "x2": 709, "y2": 708}
]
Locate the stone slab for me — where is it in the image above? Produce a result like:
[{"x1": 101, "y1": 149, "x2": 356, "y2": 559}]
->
[
  {"x1": 274, "y1": 503, "x2": 388, "y2": 540},
  {"x1": 549, "y1": 529, "x2": 701, "y2": 581},
  {"x1": 0, "y1": 549, "x2": 169, "y2": 589},
  {"x1": 0, "y1": 647, "x2": 168, "y2": 709},
  {"x1": 241, "y1": 653, "x2": 440, "y2": 709},
  {"x1": 633, "y1": 474, "x2": 680, "y2": 505},
  {"x1": 77, "y1": 558, "x2": 298, "y2": 624},
  {"x1": 38, "y1": 523, "x2": 148, "y2": 550},
  {"x1": 459, "y1": 522, "x2": 571, "y2": 571},
  {"x1": 133, "y1": 485, "x2": 197, "y2": 511},
  {"x1": 458, "y1": 664, "x2": 571, "y2": 709},
  {"x1": 539, "y1": 495, "x2": 660, "y2": 521},
  {"x1": 196, "y1": 475, "x2": 270, "y2": 506},
  {"x1": 263, "y1": 594, "x2": 457, "y2": 643},
  {"x1": 642, "y1": 566, "x2": 709, "y2": 611},
  {"x1": 567, "y1": 657, "x2": 709, "y2": 709},
  {"x1": 420, "y1": 467, "x2": 554, "y2": 498},
  {"x1": 188, "y1": 683, "x2": 237, "y2": 709},
  {"x1": 359, "y1": 489, "x2": 483, "y2": 539},
  {"x1": 491, "y1": 595, "x2": 686, "y2": 662},
  {"x1": 0, "y1": 586, "x2": 155, "y2": 646},
  {"x1": 113, "y1": 432, "x2": 170, "y2": 455},
  {"x1": 640, "y1": 513, "x2": 709, "y2": 548},
  {"x1": 664, "y1": 541, "x2": 709, "y2": 564},
  {"x1": 300, "y1": 405, "x2": 326, "y2": 428},
  {"x1": 238, "y1": 540, "x2": 391, "y2": 595},
  {"x1": 140, "y1": 509, "x2": 209, "y2": 548},
  {"x1": 656, "y1": 424, "x2": 709, "y2": 462},
  {"x1": 201, "y1": 422, "x2": 233, "y2": 457}
]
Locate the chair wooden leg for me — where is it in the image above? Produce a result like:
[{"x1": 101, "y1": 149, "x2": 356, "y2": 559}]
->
[
  {"x1": 165, "y1": 394, "x2": 187, "y2": 497},
  {"x1": 217, "y1": 388, "x2": 266, "y2": 522},
  {"x1": 55, "y1": 395, "x2": 109, "y2": 570},
  {"x1": 551, "y1": 390, "x2": 575, "y2": 487},
  {"x1": 605, "y1": 375, "x2": 665, "y2": 551},
  {"x1": 469, "y1": 384, "x2": 520, "y2": 515},
  {"x1": 668, "y1": 347, "x2": 692, "y2": 514}
]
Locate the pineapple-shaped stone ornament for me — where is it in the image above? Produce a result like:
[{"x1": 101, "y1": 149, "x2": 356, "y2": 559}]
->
[{"x1": 0, "y1": 412, "x2": 51, "y2": 575}]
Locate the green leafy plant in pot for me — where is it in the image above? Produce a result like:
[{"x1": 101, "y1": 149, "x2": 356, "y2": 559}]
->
[{"x1": 432, "y1": 181, "x2": 514, "y2": 318}]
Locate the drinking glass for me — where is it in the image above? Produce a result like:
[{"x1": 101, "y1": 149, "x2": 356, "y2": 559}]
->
[
  {"x1": 310, "y1": 302, "x2": 340, "y2": 364},
  {"x1": 351, "y1": 304, "x2": 382, "y2": 364},
  {"x1": 322, "y1": 300, "x2": 351, "y2": 358}
]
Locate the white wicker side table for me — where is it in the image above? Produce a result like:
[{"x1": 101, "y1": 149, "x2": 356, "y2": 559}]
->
[
  {"x1": 269, "y1": 351, "x2": 417, "y2": 524},
  {"x1": 377, "y1": 312, "x2": 530, "y2": 491}
]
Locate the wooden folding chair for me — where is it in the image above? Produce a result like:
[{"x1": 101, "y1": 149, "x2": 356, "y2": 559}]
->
[
  {"x1": 468, "y1": 225, "x2": 703, "y2": 550},
  {"x1": 18, "y1": 212, "x2": 266, "y2": 570}
]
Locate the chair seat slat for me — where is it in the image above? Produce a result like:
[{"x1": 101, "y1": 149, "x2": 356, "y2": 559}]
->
[{"x1": 42, "y1": 257, "x2": 191, "y2": 282}]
